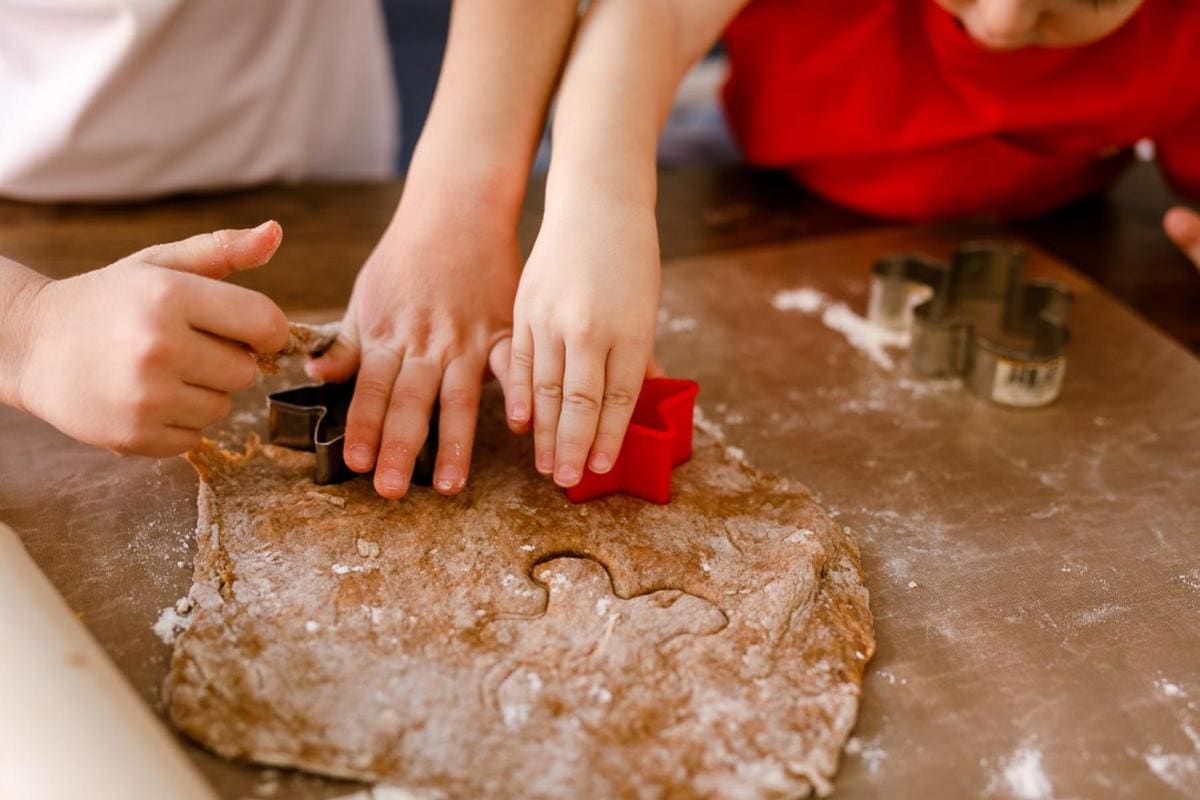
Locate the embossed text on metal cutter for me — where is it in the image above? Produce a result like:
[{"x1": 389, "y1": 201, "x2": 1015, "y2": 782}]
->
[
  {"x1": 267, "y1": 381, "x2": 438, "y2": 486},
  {"x1": 867, "y1": 242, "x2": 1073, "y2": 407}
]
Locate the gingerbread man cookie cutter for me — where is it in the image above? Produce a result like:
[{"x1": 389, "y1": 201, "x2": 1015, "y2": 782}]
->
[{"x1": 868, "y1": 241, "x2": 1073, "y2": 407}]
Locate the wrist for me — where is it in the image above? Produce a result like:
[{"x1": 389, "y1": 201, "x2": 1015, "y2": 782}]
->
[
  {"x1": 0, "y1": 261, "x2": 51, "y2": 412},
  {"x1": 400, "y1": 135, "x2": 531, "y2": 230}
]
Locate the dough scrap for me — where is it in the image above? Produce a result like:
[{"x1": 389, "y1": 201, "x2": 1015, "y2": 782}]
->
[
  {"x1": 255, "y1": 321, "x2": 339, "y2": 374},
  {"x1": 166, "y1": 398, "x2": 874, "y2": 799}
]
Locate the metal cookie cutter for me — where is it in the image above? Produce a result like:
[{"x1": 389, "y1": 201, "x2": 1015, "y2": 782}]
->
[
  {"x1": 267, "y1": 381, "x2": 439, "y2": 486},
  {"x1": 867, "y1": 242, "x2": 1073, "y2": 407}
]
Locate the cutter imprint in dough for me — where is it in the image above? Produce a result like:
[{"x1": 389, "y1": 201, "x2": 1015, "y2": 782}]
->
[{"x1": 165, "y1": 395, "x2": 874, "y2": 799}]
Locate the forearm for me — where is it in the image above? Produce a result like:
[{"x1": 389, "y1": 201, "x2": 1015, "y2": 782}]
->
[
  {"x1": 546, "y1": 0, "x2": 747, "y2": 216},
  {"x1": 401, "y1": 0, "x2": 579, "y2": 228},
  {"x1": 0, "y1": 256, "x2": 49, "y2": 410}
]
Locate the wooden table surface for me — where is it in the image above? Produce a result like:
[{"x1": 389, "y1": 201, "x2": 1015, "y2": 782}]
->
[{"x1": 1, "y1": 167, "x2": 1198, "y2": 799}]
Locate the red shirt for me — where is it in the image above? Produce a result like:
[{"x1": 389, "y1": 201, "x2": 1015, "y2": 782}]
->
[{"x1": 722, "y1": 0, "x2": 1200, "y2": 221}]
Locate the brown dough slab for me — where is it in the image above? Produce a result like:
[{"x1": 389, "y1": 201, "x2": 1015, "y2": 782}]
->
[{"x1": 165, "y1": 396, "x2": 874, "y2": 799}]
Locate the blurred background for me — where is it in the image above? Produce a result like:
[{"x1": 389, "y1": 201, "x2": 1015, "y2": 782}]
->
[{"x1": 380, "y1": 0, "x2": 738, "y2": 173}]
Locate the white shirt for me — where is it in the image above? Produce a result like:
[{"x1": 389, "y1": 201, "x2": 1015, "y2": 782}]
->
[{"x1": 0, "y1": 0, "x2": 398, "y2": 201}]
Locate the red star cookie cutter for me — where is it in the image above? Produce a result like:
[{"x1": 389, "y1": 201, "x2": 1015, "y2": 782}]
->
[{"x1": 565, "y1": 377, "x2": 700, "y2": 505}]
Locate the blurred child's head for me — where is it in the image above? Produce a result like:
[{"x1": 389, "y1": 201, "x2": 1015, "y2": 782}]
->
[{"x1": 934, "y1": 0, "x2": 1144, "y2": 49}]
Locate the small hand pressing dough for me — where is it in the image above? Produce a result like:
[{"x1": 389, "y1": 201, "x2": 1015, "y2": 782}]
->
[{"x1": 165, "y1": 393, "x2": 874, "y2": 799}]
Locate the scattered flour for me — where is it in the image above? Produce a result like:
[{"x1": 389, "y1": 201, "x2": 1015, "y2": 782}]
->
[
  {"x1": 771, "y1": 287, "x2": 828, "y2": 314},
  {"x1": 1144, "y1": 723, "x2": 1200, "y2": 794},
  {"x1": 1156, "y1": 678, "x2": 1186, "y2": 698},
  {"x1": 666, "y1": 316, "x2": 698, "y2": 333},
  {"x1": 821, "y1": 302, "x2": 910, "y2": 371},
  {"x1": 984, "y1": 742, "x2": 1053, "y2": 800},
  {"x1": 844, "y1": 736, "x2": 888, "y2": 775},
  {"x1": 1076, "y1": 603, "x2": 1129, "y2": 627},
  {"x1": 152, "y1": 598, "x2": 193, "y2": 645},
  {"x1": 770, "y1": 286, "x2": 910, "y2": 370}
]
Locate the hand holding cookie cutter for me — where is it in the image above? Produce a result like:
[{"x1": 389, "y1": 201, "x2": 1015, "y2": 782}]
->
[
  {"x1": 267, "y1": 381, "x2": 439, "y2": 486},
  {"x1": 566, "y1": 377, "x2": 700, "y2": 505}
]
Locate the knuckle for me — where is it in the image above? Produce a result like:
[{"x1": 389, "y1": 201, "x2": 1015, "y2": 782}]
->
[
  {"x1": 510, "y1": 348, "x2": 535, "y2": 371},
  {"x1": 602, "y1": 387, "x2": 638, "y2": 409},
  {"x1": 363, "y1": 315, "x2": 396, "y2": 343},
  {"x1": 534, "y1": 382, "x2": 563, "y2": 401},
  {"x1": 440, "y1": 386, "x2": 477, "y2": 412},
  {"x1": 388, "y1": 385, "x2": 430, "y2": 411},
  {"x1": 562, "y1": 390, "x2": 601, "y2": 414},
  {"x1": 353, "y1": 376, "x2": 393, "y2": 404},
  {"x1": 131, "y1": 337, "x2": 170, "y2": 373},
  {"x1": 555, "y1": 432, "x2": 592, "y2": 454},
  {"x1": 140, "y1": 271, "x2": 181, "y2": 307}
]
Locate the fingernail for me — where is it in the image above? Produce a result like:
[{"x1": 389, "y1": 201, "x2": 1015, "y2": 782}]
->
[
  {"x1": 536, "y1": 452, "x2": 554, "y2": 475},
  {"x1": 510, "y1": 402, "x2": 529, "y2": 422},
  {"x1": 590, "y1": 453, "x2": 611, "y2": 473},
  {"x1": 253, "y1": 220, "x2": 277, "y2": 233},
  {"x1": 378, "y1": 469, "x2": 407, "y2": 494},
  {"x1": 348, "y1": 445, "x2": 372, "y2": 470},
  {"x1": 436, "y1": 466, "x2": 462, "y2": 493},
  {"x1": 555, "y1": 465, "x2": 579, "y2": 487}
]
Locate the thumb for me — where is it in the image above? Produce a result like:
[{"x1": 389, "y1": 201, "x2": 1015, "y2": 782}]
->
[
  {"x1": 306, "y1": 328, "x2": 361, "y2": 384},
  {"x1": 1164, "y1": 207, "x2": 1200, "y2": 272},
  {"x1": 138, "y1": 220, "x2": 283, "y2": 280},
  {"x1": 487, "y1": 336, "x2": 513, "y2": 396}
]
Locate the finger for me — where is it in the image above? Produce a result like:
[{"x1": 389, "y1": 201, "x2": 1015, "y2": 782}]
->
[
  {"x1": 165, "y1": 384, "x2": 232, "y2": 430},
  {"x1": 139, "y1": 220, "x2": 283, "y2": 280},
  {"x1": 179, "y1": 275, "x2": 290, "y2": 354},
  {"x1": 180, "y1": 331, "x2": 259, "y2": 393},
  {"x1": 1164, "y1": 206, "x2": 1200, "y2": 269},
  {"x1": 531, "y1": 333, "x2": 565, "y2": 477},
  {"x1": 433, "y1": 356, "x2": 484, "y2": 495},
  {"x1": 553, "y1": 347, "x2": 605, "y2": 487},
  {"x1": 645, "y1": 353, "x2": 666, "y2": 378},
  {"x1": 374, "y1": 358, "x2": 441, "y2": 499},
  {"x1": 306, "y1": 328, "x2": 361, "y2": 384},
  {"x1": 487, "y1": 336, "x2": 512, "y2": 392},
  {"x1": 589, "y1": 346, "x2": 647, "y2": 474},
  {"x1": 343, "y1": 345, "x2": 403, "y2": 473},
  {"x1": 118, "y1": 425, "x2": 203, "y2": 458},
  {"x1": 506, "y1": 325, "x2": 535, "y2": 434}
]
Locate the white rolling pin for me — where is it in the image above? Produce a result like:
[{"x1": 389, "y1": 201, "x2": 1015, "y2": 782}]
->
[{"x1": 0, "y1": 522, "x2": 217, "y2": 800}]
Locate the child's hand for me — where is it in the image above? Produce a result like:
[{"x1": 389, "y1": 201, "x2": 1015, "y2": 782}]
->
[
  {"x1": 17, "y1": 222, "x2": 288, "y2": 456},
  {"x1": 501, "y1": 201, "x2": 660, "y2": 488},
  {"x1": 305, "y1": 211, "x2": 519, "y2": 499},
  {"x1": 1164, "y1": 206, "x2": 1200, "y2": 274}
]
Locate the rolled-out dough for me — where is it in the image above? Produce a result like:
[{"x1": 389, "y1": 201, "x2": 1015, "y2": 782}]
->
[{"x1": 166, "y1": 395, "x2": 874, "y2": 799}]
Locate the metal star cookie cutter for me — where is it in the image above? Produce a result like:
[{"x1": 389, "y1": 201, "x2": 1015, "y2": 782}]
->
[
  {"x1": 267, "y1": 381, "x2": 438, "y2": 486},
  {"x1": 867, "y1": 241, "x2": 1073, "y2": 407}
]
